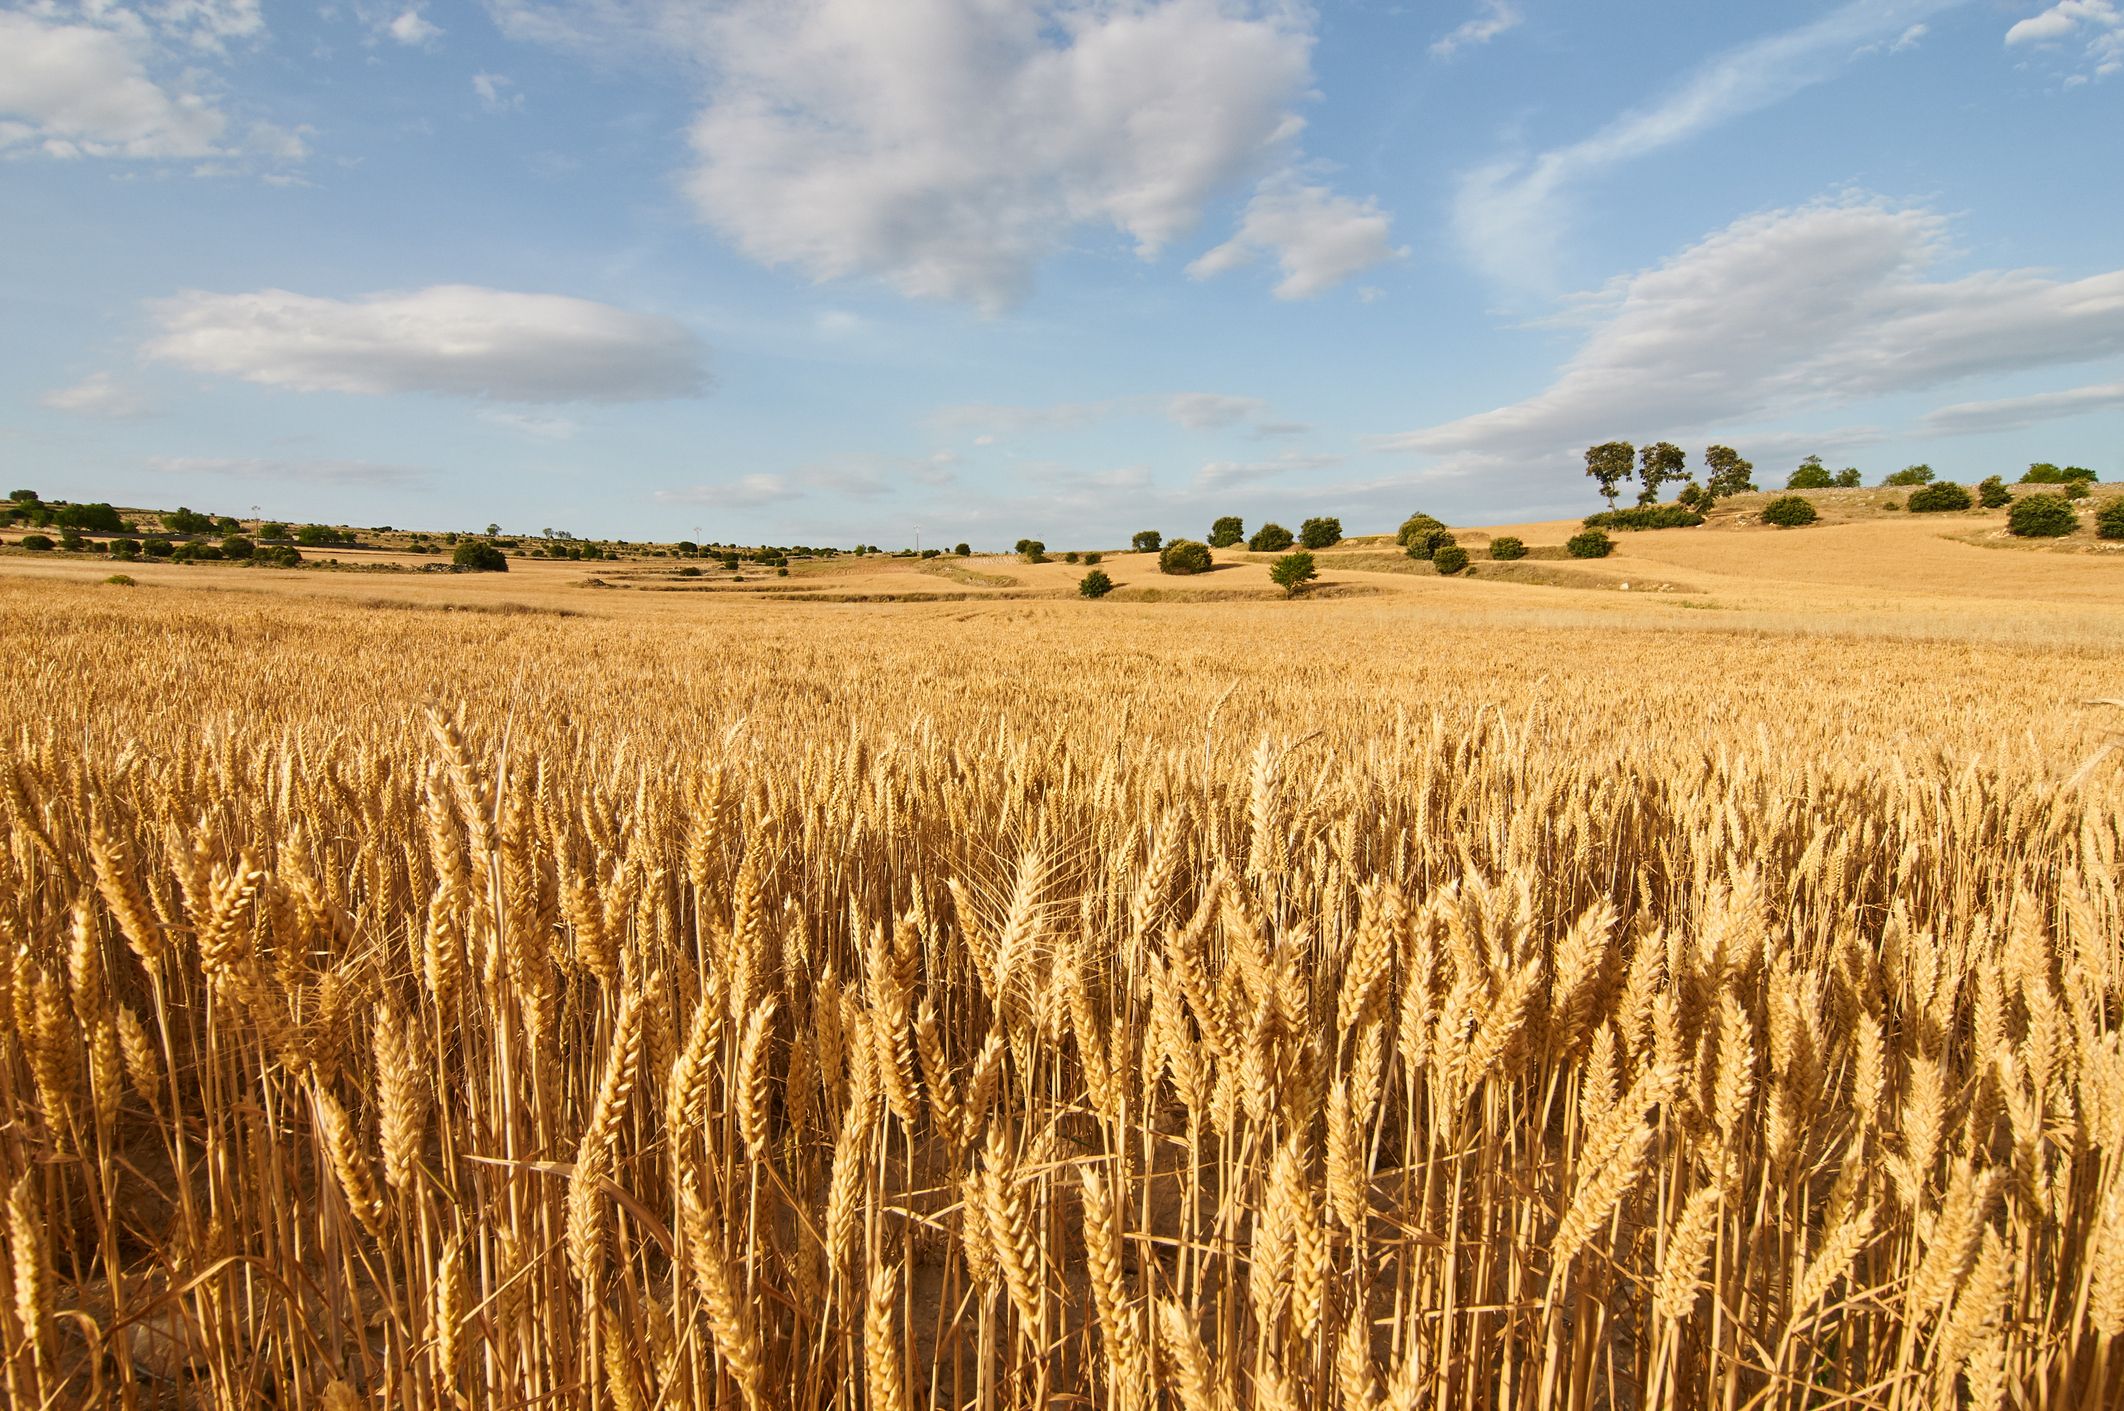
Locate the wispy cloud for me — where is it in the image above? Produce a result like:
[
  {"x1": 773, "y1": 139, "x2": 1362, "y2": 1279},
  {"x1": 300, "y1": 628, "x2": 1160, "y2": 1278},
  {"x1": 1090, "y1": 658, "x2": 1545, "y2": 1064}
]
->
[
  {"x1": 42, "y1": 372, "x2": 155, "y2": 419},
  {"x1": 1919, "y1": 380, "x2": 2124, "y2": 435},
  {"x1": 1431, "y1": 1, "x2": 1522, "y2": 59},
  {"x1": 146, "y1": 455, "x2": 432, "y2": 485},
  {"x1": 1453, "y1": 0, "x2": 1958, "y2": 288}
]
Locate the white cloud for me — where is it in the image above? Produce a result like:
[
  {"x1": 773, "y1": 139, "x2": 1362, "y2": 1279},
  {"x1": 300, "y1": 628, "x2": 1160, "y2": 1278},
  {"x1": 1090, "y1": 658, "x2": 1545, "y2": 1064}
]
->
[
  {"x1": 1194, "y1": 449, "x2": 1341, "y2": 491},
  {"x1": 1188, "y1": 172, "x2": 1403, "y2": 298},
  {"x1": 144, "y1": 284, "x2": 712, "y2": 402},
  {"x1": 657, "y1": 474, "x2": 803, "y2": 508},
  {"x1": 388, "y1": 8, "x2": 443, "y2": 45},
  {"x1": 41, "y1": 372, "x2": 155, "y2": 419},
  {"x1": 1377, "y1": 197, "x2": 2124, "y2": 477},
  {"x1": 147, "y1": 455, "x2": 431, "y2": 485},
  {"x1": 0, "y1": 11, "x2": 228, "y2": 158},
  {"x1": 477, "y1": 408, "x2": 580, "y2": 439},
  {"x1": 1919, "y1": 380, "x2": 2124, "y2": 434},
  {"x1": 1454, "y1": 0, "x2": 1956, "y2": 287},
  {"x1": 1892, "y1": 22, "x2": 1930, "y2": 50},
  {"x1": 2005, "y1": 1, "x2": 2124, "y2": 76},
  {"x1": 472, "y1": 72, "x2": 523, "y2": 112},
  {"x1": 1165, "y1": 392, "x2": 1268, "y2": 431},
  {"x1": 1431, "y1": 1, "x2": 1521, "y2": 58},
  {"x1": 500, "y1": 0, "x2": 1391, "y2": 308}
]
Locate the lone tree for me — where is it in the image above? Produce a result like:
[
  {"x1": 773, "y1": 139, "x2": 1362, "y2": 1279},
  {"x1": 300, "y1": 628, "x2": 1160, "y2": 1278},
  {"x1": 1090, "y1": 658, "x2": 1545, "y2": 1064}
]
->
[
  {"x1": 452, "y1": 541, "x2": 508, "y2": 572},
  {"x1": 1078, "y1": 568, "x2": 1115, "y2": 598},
  {"x1": 1703, "y1": 445, "x2": 1756, "y2": 500},
  {"x1": 1885, "y1": 464, "x2": 1935, "y2": 486},
  {"x1": 1208, "y1": 515, "x2": 1245, "y2": 548},
  {"x1": 1298, "y1": 516, "x2": 1342, "y2": 549},
  {"x1": 1131, "y1": 529, "x2": 1163, "y2": 553},
  {"x1": 1584, "y1": 441, "x2": 1635, "y2": 507},
  {"x1": 953, "y1": 542, "x2": 971, "y2": 556},
  {"x1": 1788, "y1": 456, "x2": 1834, "y2": 490},
  {"x1": 1637, "y1": 442, "x2": 1687, "y2": 504},
  {"x1": 1159, "y1": 539, "x2": 1212, "y2": 575},
  {"x1": 1269, "y1": 550, "x2": 1317, "y2": 597},
  {"x1": 1248, "y1": 523, "x2": 1295, "y2": 552},
  {"x1": 1396, "y1": 512, "x2": 1445, "y2": 546}
]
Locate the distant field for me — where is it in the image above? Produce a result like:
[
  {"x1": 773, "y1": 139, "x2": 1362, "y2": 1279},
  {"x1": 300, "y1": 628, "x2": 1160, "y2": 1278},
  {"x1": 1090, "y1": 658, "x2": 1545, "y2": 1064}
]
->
[{"x1": 2, "y1": 504, "x2": 2121, "y2": 1409}]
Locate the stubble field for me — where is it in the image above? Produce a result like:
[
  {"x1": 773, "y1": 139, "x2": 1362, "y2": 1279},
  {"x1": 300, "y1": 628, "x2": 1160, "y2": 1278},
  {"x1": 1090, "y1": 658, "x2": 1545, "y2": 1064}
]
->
[{"x1": 1, "y1": 512, "x2": 2121, "y2": 1410}]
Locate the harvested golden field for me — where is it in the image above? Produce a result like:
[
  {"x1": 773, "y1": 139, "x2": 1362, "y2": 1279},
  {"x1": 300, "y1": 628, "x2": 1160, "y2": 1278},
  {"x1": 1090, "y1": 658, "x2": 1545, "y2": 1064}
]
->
[{"x1": 2, "y1": 534, "x2": 2122, "y2": 1411}]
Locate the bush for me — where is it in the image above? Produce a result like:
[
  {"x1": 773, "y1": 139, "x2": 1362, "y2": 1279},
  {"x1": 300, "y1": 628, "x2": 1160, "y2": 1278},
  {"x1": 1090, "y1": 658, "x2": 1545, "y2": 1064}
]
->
[
  {"x1": 1787, "y1": 462, "x2": 1834, "y2": 490},
  {"x1": 2008, "y1": 493, "x2": 2078, "y2": 538},
  {"x1": 1269, "y1": 550, "x2": 1317, "y2": 596},
  {"x1": 1761, "y1": 495, "x2": 1819, "y2": 527},
  {"x1": 1395, "y1": 512, "x2": 1444, "y2": 546},
  {"x1": 953, "y1": 542, "x2": 970, "y2": 556},
  {"x1": 1064, "y1": 550, "x2": 1080, "y2": 564},
  {"x1": 1401, "y1": 529, "x2": 1453, "y2": 563},
  {"x1": 1432, "y1": 545, "x2": 1470, "y2": 576},
  {"x1": 1907, "y1": 481, "x2": 1973, "y2": 513},
  {"x1": 1078, "y1": 568, "x2": 1115, "y2": 599},
  {"x1": 1159, "y1": 539, "x2": 1213, "y2": 575},
  {"x1": 452, "y1": 541, "x2": 509, "y2": 572},
  {"x1": 165, "y1": 506, "x2": 215, "y2": 535},
  {"x1": 2097, "y1": 498, "x2": 2124, "y2": 540},
  {"x1": 1566, "y1": 528, "x2": 1613, "y2": 559},
  {"x1": 1977, "y1": 476, "x2": 2011, "y2": 509},
  {"x1": 1298, "y1": 516, "x2": 1342, "y2": 549},
  {"x1": 1083, "y1": 552, "x2": 1101, "y2": 565},
  {"x1": 677, "y1": 565, "x2": 702, "y2": 578},
  {"x1": 59, "y1": 527, "x2": 83, "y2": 550},
  {"x1": 1018, "y1": 540, "x2": 1047, "y2": 564},
  {"x1": 1884, "y1": 465, "x2": 1935, "y2": 486},
  {"x1": 1248, "y1": 523, "x2": 1294, "y2": 553},
  {"x1": 2020, "y1": 463, "x2": 2098, "y2": 484},
  {"x1": 221, "y1": 535, "x2": 255, "y2": 560},
  {"x1": 297, "y1": 524, "x2": 353, "y2": 547},
  {"x1": 2066, "y1": 481, "x2": 2089, "y2": 501},
  {"x1": 104, "y1": 574, "x2": 135, "y2": 586},
  {"x1": 1834, "y1": 469, "x2": 1862, "y2": 487},
  {"x1": 1131, "y1": 530, "x2": 1162, "y2": 553},
  {"x1": 18, "y1": 533, "x2": 54, "y2": 551},
  {"x1": 109, "y1": 538, "x2": 140, "y2": 560},
  {"x1": 1487, "y1": 535, "x2": 1526, "y2": 561},
  {"x1": 1582, "y1": 505, "x2": 1704, "y2": 530},
  {"x1": 259, "y1": 522, "x2": 289, "y2": 540},
  {"x1": 143, "y1": 538, "x2": 174, "y2": 558},
  {"x1": 1208, "y1": 515, "x2": 1244, "y2": 548},
  {"x1": 56, "y1": 501, "x2": 124, "y2": 532},
  {"x1": 261, "y1": 546, "x2": 303, "y2": 567}
]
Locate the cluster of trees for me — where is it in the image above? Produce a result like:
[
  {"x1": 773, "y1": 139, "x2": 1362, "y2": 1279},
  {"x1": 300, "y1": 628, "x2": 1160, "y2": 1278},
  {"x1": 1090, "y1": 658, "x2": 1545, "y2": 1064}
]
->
[
  {"x1": 1787, "y1": 457, "x2": 1865, "y2": 489},
  {"x1": 1584, "y1": 442, "x2": 1756, "y2": 509},
  {"x1": 1127, "y1": 515, "x2": 1346, "y2": 557}
]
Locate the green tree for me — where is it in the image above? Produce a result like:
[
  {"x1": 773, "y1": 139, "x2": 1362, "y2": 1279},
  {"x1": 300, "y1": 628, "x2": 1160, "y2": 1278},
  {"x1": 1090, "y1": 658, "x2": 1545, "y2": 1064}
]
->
[
  {"x1": 1787, "y1": 456, "x2": 1834, "y2": 490},
  {"x1": 1078, "y1": 568, "x2": 1115, "y2": 598},
  {"x1": 2008, "y1": 493, "x2": 2078, "y2": 537},
  {"x1": 1131, "y1": 529, "x2": 1162, "y2": 553},
  {"x1": 1566, "y1": 528, "x2": 1613, "y2": 559},
  {"x1": 1637, "y1": 442, "x2": 1687, "y2": 504},
  {"x1": 1907, "y1": 481, "x2": 1973, "y2": 513},
  {"x1": 953, "y1": 542, "x2": 971, "y2": 556},
  {"x1": 1432, "y1": 545, "x2": 1470, "y2": 576},
  {"x1": 1395, "y1": 512, "x2": 1445, "y2": 546},
  {"x1": 1405, "y1": 528, "x2": 1456, "y2": 562},
  {"x1": 1298, "y1": 516, "x2": 1342, "y2": 549},
  {"x1": 56, "y1": 502, "x2": 123, "y2": 532},
  {"x1": 2096, "y1": 498, "x2": 2124, "y2": 540},
  {"x1": 221, "y1": 535, "x2": 255, "y2": 559},
  {"x1": 166, "y1": 506, "x2": 215, "y2": 535},
  {"x1": 1584, "y1": 441, "x2": 1634, "y2": 507},
  {"x1": 1703, "y1": 445, "x2": 1756, "y2": 499},
  {"x1": 260, "y1": 522, "x2": 289, "y2": 540},
  {"x1": 1488, "y1": 535, "x2": 1526, "y2": 561},
  {"x1": 1018, "y1": 540, "x2": 1047, "y2": 564},
  {"x1": 1833, "y1": 468, "x2": 1862, "y2": 487},
  {"x1": 1208, "y1": 515, "x2": 1244, "y2": 548},
  {"x1": 1269, "y1": 550, "x2": 1317, "y2": 596},
  {"x1": 452, "y1": 541, "x2": 509, "y2": 572},
  {"x1": 1159, "y1": 539, "x2": 1213, "y2": 575},
  {"x1": 1248, "y1": 523, "x2": 1294, "y2": 552},
  {"x1": 1761, "y1": 495, "x2": 1818, "y2": 527},
  {"x1": 1977, "y1": 476, "x2": 2011, "y2": 509},
  {"x1": 1884, "y1": 464, "x2": 1935, "y2": 486}
]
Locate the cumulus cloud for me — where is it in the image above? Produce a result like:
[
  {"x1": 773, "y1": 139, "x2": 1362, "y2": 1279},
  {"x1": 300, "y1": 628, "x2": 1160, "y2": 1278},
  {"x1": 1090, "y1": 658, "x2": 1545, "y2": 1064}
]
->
[
  {"x1": 146, "y1": 455, "x2": 431, "y2": 485},
  {"x1": 41, "y1": 372, "x2": 155, "y2": 419},
  {"x1": 656, "y1": 474, "x2": 803, "y2": 508},
  {"x1": 0, "y1": 10, "x2": 228, "y2": 158},
  {"x1": 144, "y1": 284, "x2": 712, "y2": 402},
  {"x1": 1919, "y1": 380, "x2": 2124, "y2": 434},
  {"x1": 1193, "y1": 449, "x2": 1341, "y2": 491},
  {"x1": 1453, "y1": 0, "x2": 1954, "y2": 287},
  {"x1": 498, "y1": 0, "x2": 1393, "y2": 308},
  {"x1": 1187, "y1": 173, "x2": 1403, "y2": 299},
  {"x1": 388, "y1": 8, "x2": 443, "y2": 45},
  {"x1": 2005, "y1": 1, "x2": 2124, "y2": 76},
  {"x1": 1431, "y1": 1, "x2": 1521, "y2": 58},
  {"x1": 1377, "y1": 197, "x2": 2124, "y2": 479}
]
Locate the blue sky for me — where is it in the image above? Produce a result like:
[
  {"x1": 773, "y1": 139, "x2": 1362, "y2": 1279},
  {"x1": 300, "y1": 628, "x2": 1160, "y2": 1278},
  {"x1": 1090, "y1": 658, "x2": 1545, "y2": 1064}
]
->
[{"x1": 3, "y1": 0, "x2": 2121, "y2": 547}]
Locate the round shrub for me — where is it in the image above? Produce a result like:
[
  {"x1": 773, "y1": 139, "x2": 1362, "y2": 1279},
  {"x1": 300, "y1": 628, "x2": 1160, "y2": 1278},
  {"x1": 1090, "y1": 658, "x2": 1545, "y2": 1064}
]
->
[
  {"x1": 104, "y1": 573, "x2": 135, "y2": 586},
  {"x1": 18, "y1": 533, "x2": 54, "y2": 551},
  {"x1": 1158, "y1": 539, "x2": 1212, "y2": 575},
  {"x1": 1404, "y1": 528, "x2": 1456, "y2": 562},
  {"x1": 1298, "y1": 516, "x2": 1342, "y2": 549},
  {"x1": 677, "y1": 565, "x2": 702, "y2": 577},
  {"x1": 1977, "y1": 476, "x2": 2011, "y2": 509},
  {"x1": 1432, "y1": 545, "x2": 1470, "y2": 576},
  {"x1": 221, "y1": 535, "x2": 255, "y2": 560},
  {"x1": 453, "y1": 541, "x2": 509, "y2": 572},
  {"x1": 1078, "y1": 568, "x2": 1114, "y2": 598},
  {"x1": 109, "y1": 538, "x2": 141, "y2": 560},
  {"x1": 1395, "y1": 512, "x2": 1444, "y2": 546},
  {"x1": 261, "y1": 546, "x2": 303, "y2": 567},
  {"x1": 2097, "y1": 498, "x2": 2124, "y2": 540},
  {"x1": 1269, "y1": 550, "x2": 1317, "y2": 597},
  {"x1": 1083, "y1": 552, "x2": 1102, "y2": 565},
  {"x1": 1761, "y1": 495, "x2": 1819, "y2": 527},
  {"x1": 1907, "y1": 481, "x2": 1973, "y2": 513},
  {"x1": 1566, "y1": 528, "x2": 1613, "y2": 559},
  {"x1": 2008, "y1": 493, "x2": 2078, "y2": 538},
  {"x1": 143, "y1": 538, "x2": 174, "y2": 558},
  {"x1": 1064, "y1": 550, "x2": 1081, "y2": 564},
  {"x1": 1248, "y1": 523, "x2": 1294, "y2": 553},
  {"x1": 1488, "y1": 535, "x2": 1526, "y2": 561},
  {"x1": 2066, "y1": 480, "x2": 2089, "y2": 501}
]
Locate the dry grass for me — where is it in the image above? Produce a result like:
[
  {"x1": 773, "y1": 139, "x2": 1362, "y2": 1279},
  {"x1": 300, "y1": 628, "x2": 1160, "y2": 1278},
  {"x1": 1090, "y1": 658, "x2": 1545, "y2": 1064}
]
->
[{"x1": 0, "y1": 562, "x2": 2121, "y2": 1410}]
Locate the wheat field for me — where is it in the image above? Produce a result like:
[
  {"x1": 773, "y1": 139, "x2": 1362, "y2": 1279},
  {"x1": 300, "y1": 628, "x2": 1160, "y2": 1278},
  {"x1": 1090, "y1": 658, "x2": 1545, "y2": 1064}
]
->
[{"x1": 2, "y1": 572, "x2": 2122, "y2": 1410}]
